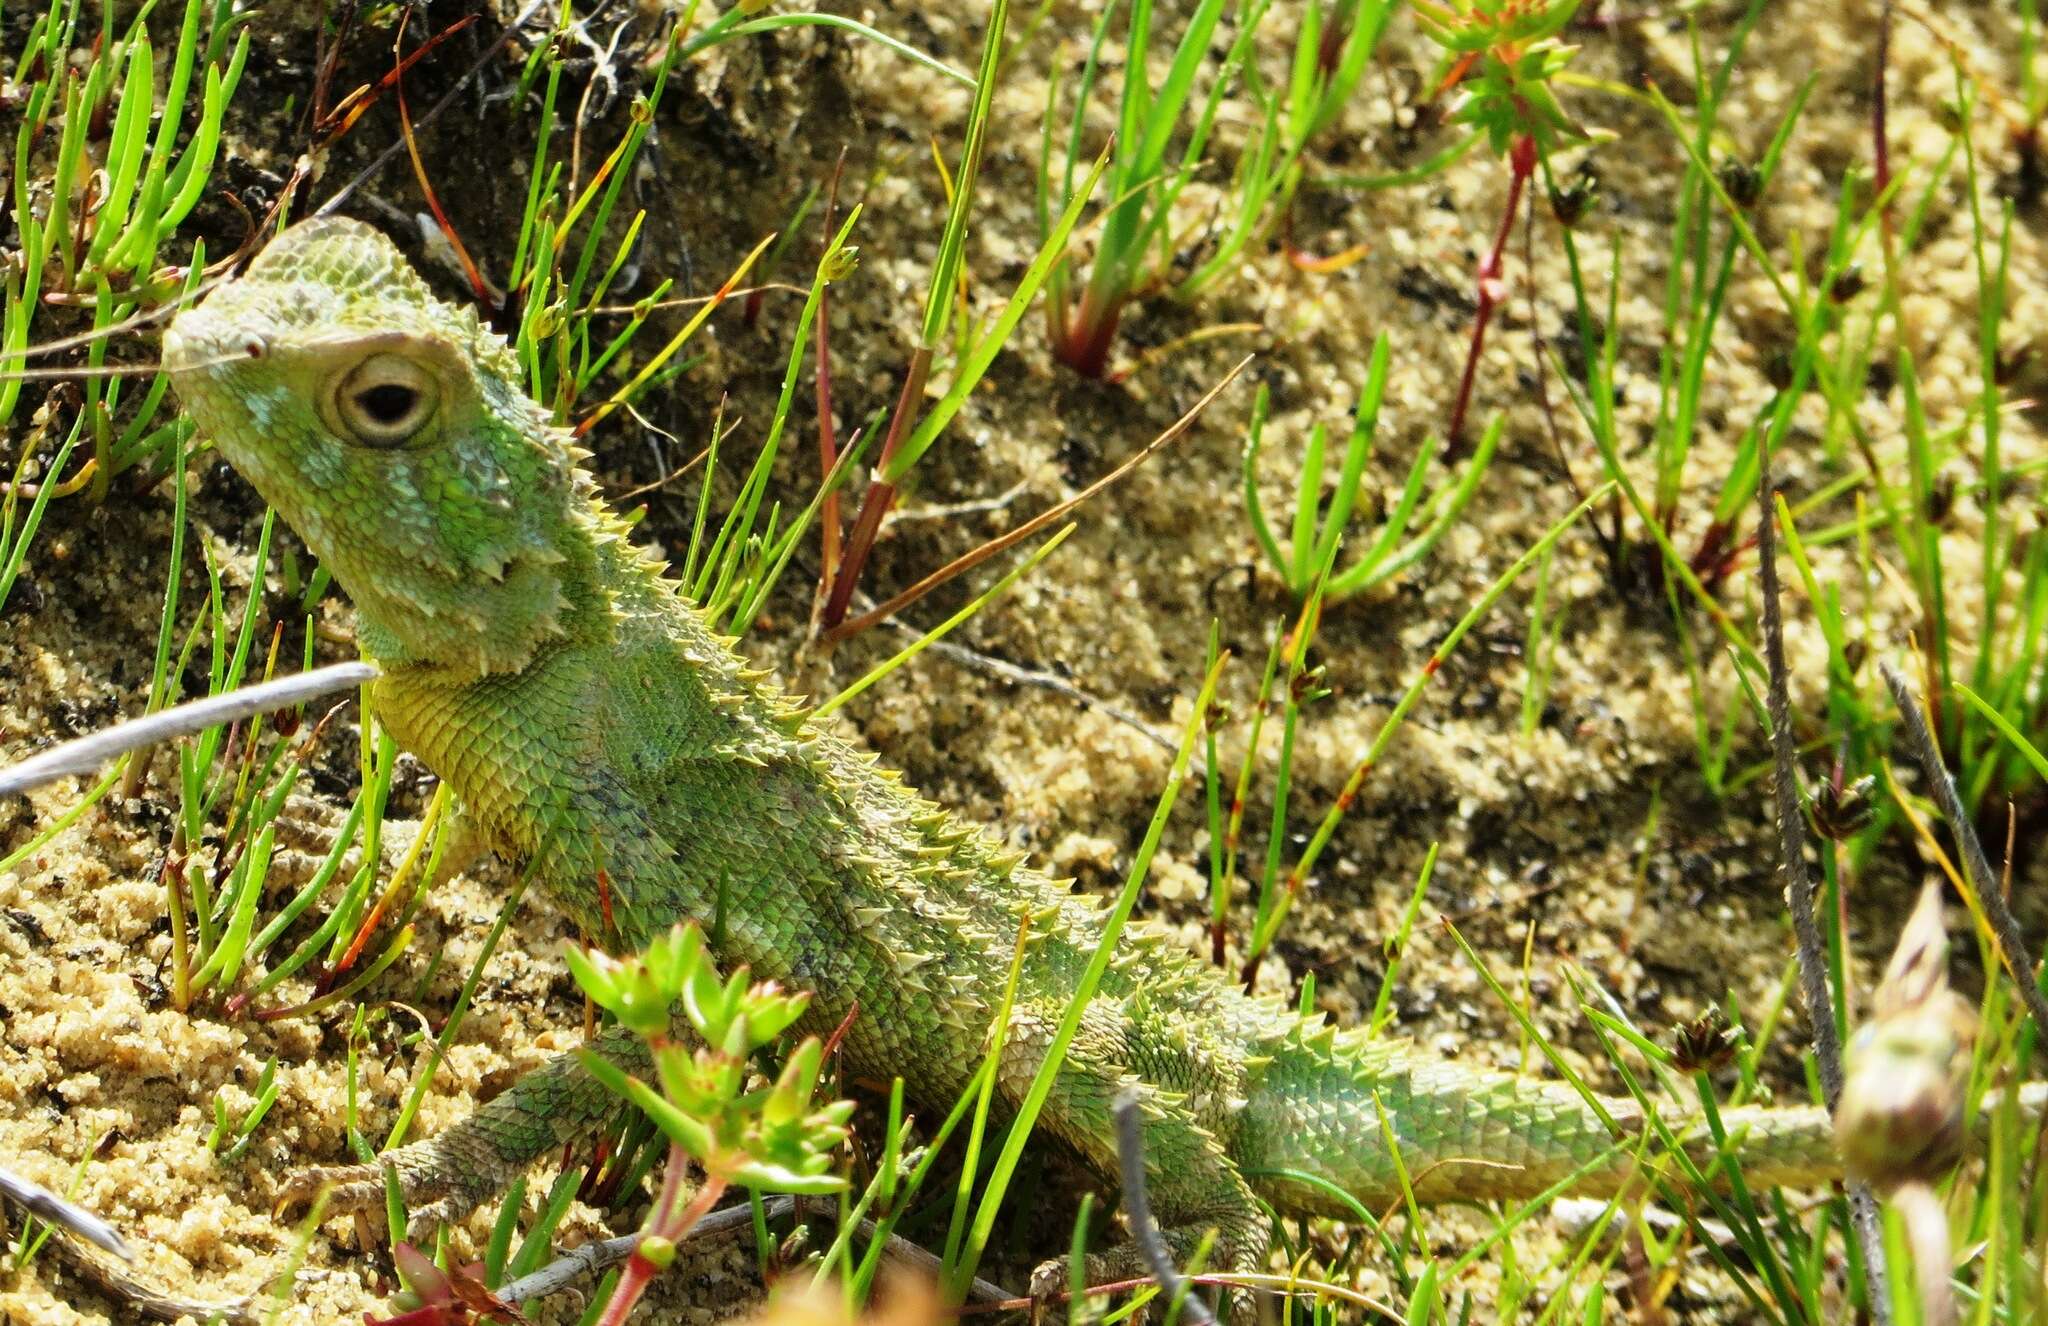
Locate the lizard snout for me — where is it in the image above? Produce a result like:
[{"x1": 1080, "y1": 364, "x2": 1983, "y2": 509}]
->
[{"x1": 162, "y1": 313, "x2": 268, "y2": 378}]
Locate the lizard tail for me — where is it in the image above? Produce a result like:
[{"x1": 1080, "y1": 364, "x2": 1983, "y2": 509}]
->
[{"x1": 1240, "y1": 1031, "x2": 2048, "y2": 1219}]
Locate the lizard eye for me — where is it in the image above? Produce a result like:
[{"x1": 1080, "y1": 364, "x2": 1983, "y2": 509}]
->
[{"x1": 329, "y1": 352, "x2": 438, "y2": 447}]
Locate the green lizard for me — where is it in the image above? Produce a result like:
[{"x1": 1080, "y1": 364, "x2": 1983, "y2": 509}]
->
[{"x1": 155, "y1": 217, "x2": 2019, "y2": 1316}]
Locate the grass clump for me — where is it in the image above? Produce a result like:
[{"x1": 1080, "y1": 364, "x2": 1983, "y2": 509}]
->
[
  {"x1": 1038, "y1": 0, "x2": 1255, "y2": 378},
  {"x1": 1241, "y1": 331, "x2": 1499, "y2": 602},
  {"x1": 0, "y1": 0, "x2": 246, "y2": 612},
  {"x1": 817, "y1": 0, "x2": 1108, "y2": 634},
  {"x1": 1038, "y1": 0, "x2": 1396, "y2": 379},
  {"x1": 1171, "y1": 0, "x2": 1395, "y2": 300}
]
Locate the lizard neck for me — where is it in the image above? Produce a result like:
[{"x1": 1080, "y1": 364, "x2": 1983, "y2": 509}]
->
[
  {"x1": 349, "y1": 493, "x2": 618, "y2": 676},
  {"x1": 360, "y1": 496, "x2": 691, "y2": 876}
]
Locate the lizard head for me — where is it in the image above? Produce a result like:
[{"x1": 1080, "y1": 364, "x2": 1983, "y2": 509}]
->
[{"x1": 164, "y1": 217, "x2": 581, "y2": 674}]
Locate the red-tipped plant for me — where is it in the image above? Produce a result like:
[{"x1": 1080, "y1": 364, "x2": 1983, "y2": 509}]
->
[
  {"x1": 1040, "y1": 0, "x2": 1257, "y2": 378},
  {"x1": 1411, "y1": 0, "x2": 1591, "y2": 447},
  {"x1": 565, "y1": 924, "x2": 855, "y2": 1326}
]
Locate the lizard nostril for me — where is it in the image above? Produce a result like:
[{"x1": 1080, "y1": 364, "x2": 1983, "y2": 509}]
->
[{"x1": 242, "y1": 335, "x2": 267, "y2": 359}]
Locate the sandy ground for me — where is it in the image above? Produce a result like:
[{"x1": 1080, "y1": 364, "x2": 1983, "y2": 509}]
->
[{"x1": 1, "y1": 0, "x2": 2044, "y2": 1321}]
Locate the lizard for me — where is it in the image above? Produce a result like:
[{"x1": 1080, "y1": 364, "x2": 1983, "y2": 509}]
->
[{"x1": 155, "y1": 216, "x2": 2032, "y2": 1317}]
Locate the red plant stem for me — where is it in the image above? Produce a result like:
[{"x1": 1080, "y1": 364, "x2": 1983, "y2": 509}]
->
[
  {"x1": 820, "y1": 346, "x2": 934, "y2": 628},
  {"x1": 826, "y1": 478, "x2": 896, "y2": 625},
  {"x1": 814, "y1": 287, "x2": 840, "y2": 575},
  {"x1": 1444, "y1": 132, "x2": 1537, "y2": 450},
  {"x1": 316, "y1": 13, "x2": 480, "y2": 145},
  {"x1": 813, "y1": 159, "x2": 849, "y2": 603},
  {"x1": 1055, "y1": 284, "x2": 1127, "y2": 380},
  {"x1": 1872, "y1": 0, "x2": 1892, "y2": 217},
  {"x1": 594, "y1": 1152, "x2": 726, "y2": 1326}
]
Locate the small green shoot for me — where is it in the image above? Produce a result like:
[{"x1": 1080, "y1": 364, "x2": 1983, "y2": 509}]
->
[
  {"x1": 1519, "y1": 540, "x2": 1564, "y2": 735},
  {"x1": 207, "y1": 1057, "x2": 280, "y2": 1163},
  {"x1": 1171, "y1": 0, "x2": 1396, "y2": 298},
  {"x1": 1241, "y1": 333, "x2": 1499, "y2": 601},
  {"x1": 1228, "y1": 482, "x2": 1612, "y2": 981},
  {"x1": 6, "y1": 1130, "x2": 111, "y2": 1275},
  {"x1": 1038, "y1": 0, "x2": 1257, "y2": 377},
  {"x1": 940, "y1": 650, "x2": 1225, "y2": 1307}
]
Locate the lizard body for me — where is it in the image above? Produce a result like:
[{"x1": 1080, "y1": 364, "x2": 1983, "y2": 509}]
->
[{"x1": 158, "y1": 219, "x2": 1981, "y2": 1315}]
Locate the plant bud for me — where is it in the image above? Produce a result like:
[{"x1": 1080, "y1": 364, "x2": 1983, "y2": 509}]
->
[
  {"x1": 1836, "y1": 997, "x2": 1974, "y2": 1189},
  {"x1": 1672, "y1": 1006, "x2": 1737, "y2": 1074},
  {"x1": 1834, "y1": 881, "x2": 1977, "y2": 1190},
  {"x1": 636, "y1": 1234, "x2": 677, "y2": 1271},
  {"x1": 1810, "y1": 772, "x2": 1876, "y2": 841},
  {"x1": 1719, "y1": 159, "x2": 1763, "y2": 209}
]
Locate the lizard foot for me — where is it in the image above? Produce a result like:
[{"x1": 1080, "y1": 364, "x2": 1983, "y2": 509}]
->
[
  {"x1": 277, "y1": 1023, "x2": 648, "y2": 1237},
  {"x1": 275, "y1": 1136, "x2": 506, "y2": 1239},
  {"x1": 1029, "y1": 1253, "x2": 1114, "y2": 1322}
]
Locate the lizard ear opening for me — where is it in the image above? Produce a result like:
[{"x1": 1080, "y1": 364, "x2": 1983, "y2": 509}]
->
[{"x1": 325, "y1": 352, "x2": 440, "y2": 448}]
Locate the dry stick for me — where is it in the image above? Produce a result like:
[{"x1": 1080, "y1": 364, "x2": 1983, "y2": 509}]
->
[
  {"x1": 1752, "y1": 437, "x2": 1891, "y2": 1318},
  {"x1": 494, "y1": 1195, "x2": 1012, "y2": 1307},
  {"x1": 590, "y1": 282, "x2": 811, "y2": 316},
  {"x1": 1754, "y1": 450, "x2": 1843, "y2": 1095},
  {"x1": 312, "y1": 0, "x2": 549, "y2": 220},
  {"x1": 0, "y1": 1166, "x2": 129, "y2": 1259},
  {"x1": 0, "y1": 361, "x2": 168, "y2": 382},
  {"x1": 1113, "y1": 1088, "x2": 1217, "y2": 1326},
  {"x1": 1879, "y1": 661, "x2": 2048, "y2": 1044},
  {"x1": 896, "y1": 626, "x2": 1180, "y2": 758},
  {"x1": 0, "y1": 266, "x2": 240, "y2": 365},
  {"x1": 824, "y1": 356, "x2": 1251, "y2": 643},
  {"x1": 39, "y1": 1232, "x2": 253, "y2": 1326},
  {"x1": 0, "y1": 662, "x2": 378, "y2": 799}
]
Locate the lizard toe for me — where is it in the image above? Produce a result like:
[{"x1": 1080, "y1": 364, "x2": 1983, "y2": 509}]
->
[
  {"x1": 1031, "y1": 1251, "x2": 1156, "y2": 1323},
  {"x1": 410, "y1": 1193, "x2": 486, "y2": 1237},
  {"x1": 273, "y1": 1161, "x2": 390, "y2": 1219}
]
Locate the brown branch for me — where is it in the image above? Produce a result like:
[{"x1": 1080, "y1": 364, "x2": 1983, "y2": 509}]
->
[
  {"x1": 1753, "y1": 440, "x2": 1890, "y2": 1318},
  {"x1": 1878, "y1": 661, "x2": 2048, "y2": 1049},
  {"x1": 1754, "y1": 446, "x2": 1844, "y2": 1096}
]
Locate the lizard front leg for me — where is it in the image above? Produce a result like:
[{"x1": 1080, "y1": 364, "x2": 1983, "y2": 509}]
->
[{"x1": 281, "y1": 1020, "x2": 647, "y2": 1236}]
